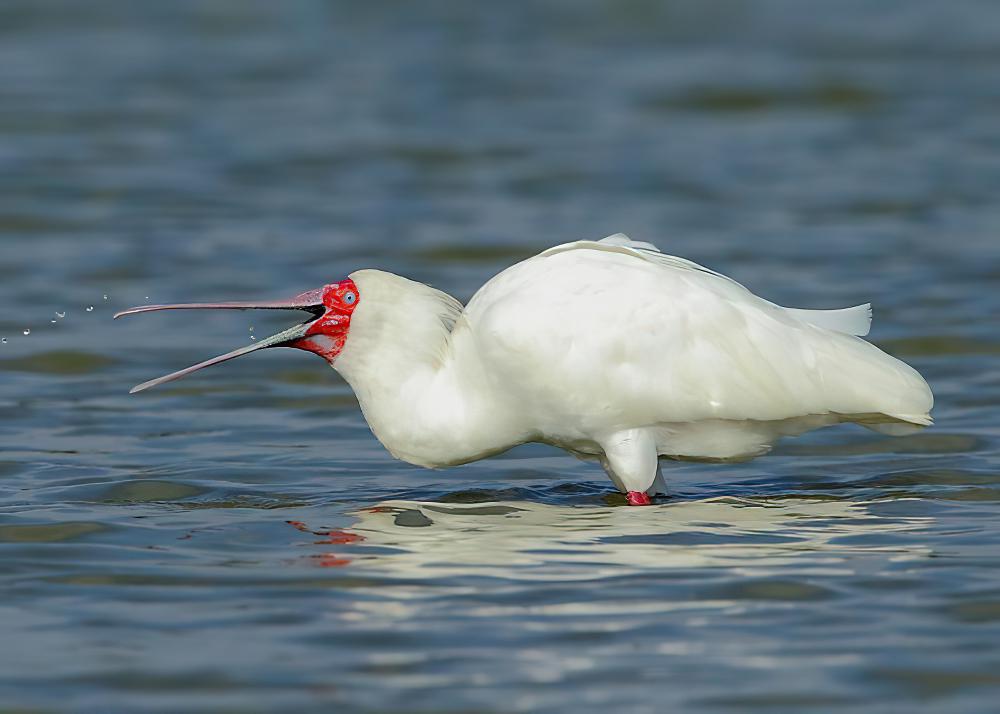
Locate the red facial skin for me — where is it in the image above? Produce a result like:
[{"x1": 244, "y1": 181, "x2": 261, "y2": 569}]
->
[{"x1": 288, "y1": 278, "x2": 359, "y2": 362}]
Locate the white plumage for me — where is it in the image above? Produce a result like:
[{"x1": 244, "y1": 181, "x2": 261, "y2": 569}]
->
[
  {"x1": 121, "y1": 234, "x2": 933, "y2": 505},
  {"x1": 334, "y1": 234, "x2": 932, "y2": 501}
]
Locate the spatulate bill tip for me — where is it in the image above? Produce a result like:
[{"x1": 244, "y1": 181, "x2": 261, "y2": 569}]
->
[
  {"x1": 129, "y1": 379, "x2": 159, "y2": 394},
  {"x1": 114, "y1": 306, "x2": 147, "y2": 319}
]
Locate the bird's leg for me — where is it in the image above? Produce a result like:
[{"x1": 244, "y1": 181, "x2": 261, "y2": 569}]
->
[
  {"x1": 599, "y1": 428, "x2": 661, "y2": 506},
  {"x1": 649, "y1": 461, "x2": 667, "y2": 496}
]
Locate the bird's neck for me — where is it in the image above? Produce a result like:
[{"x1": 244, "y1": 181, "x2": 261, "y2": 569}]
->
[{"x1": 330, "y1": 270, "x2": 523, "y2": 467}]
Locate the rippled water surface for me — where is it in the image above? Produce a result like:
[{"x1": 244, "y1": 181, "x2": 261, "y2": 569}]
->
[{"x1": 2, "y1": 1, "x2": 1000, "y2": 712}]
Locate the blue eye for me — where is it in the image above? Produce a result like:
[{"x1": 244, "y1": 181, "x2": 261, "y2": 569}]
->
[{"x1": 343, "y1": 291, "x2": 357, "y2": 305}]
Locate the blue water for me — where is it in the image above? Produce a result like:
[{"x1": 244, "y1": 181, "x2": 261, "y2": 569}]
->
[{"x1": 1, "y1": 1, "x2": 999, "y2": 711}]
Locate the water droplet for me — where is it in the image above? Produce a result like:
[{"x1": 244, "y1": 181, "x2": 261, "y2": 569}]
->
[
  {"x1": 51, "y1": 319, "x2": 57, "y2": 324},
  {"x1": 1, "y1": 338, "x2": 6, "y2": 344},
  {"x1": 22, "y1": 329, "x2": 30, "y2": 336},
  {"x1": 103, "y1": 294, "x2": 109, "y2": 301},
  {"x1": 144, "y1": 296, "x2": 150, "y2": 301},
  {"x1": 55, "y1": 311, "x2": 66, "y2": 319},
  {"x1": 250, "y1": 336, "x2": 256, "y2": 341},
  {"x1": 86, "y1": 306, "x2": 94, "y2": 312}
]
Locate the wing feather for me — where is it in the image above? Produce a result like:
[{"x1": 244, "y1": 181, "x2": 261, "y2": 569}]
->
[
  {"x1": 470, "y1": 234, "x2": 932, "y2": 433},
  {"x1": 542, "y1": 234, "x2": 872, "y2": 336}
]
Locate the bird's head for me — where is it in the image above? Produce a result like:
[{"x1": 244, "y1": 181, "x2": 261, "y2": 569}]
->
[{"x1": 115, "y1": 278, "x2": 361, "y2": 393}]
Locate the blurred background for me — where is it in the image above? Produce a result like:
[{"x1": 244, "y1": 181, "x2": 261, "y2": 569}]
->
[{"x1": 1, "y1": 1, "x2": 999, "y2": 712}]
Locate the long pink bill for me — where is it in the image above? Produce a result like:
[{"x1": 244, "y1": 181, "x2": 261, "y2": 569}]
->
[
  {"x1": 115, "y1": 289, "x2": 325, "y2": 394},
  {"x1": 126, "y1": 322, "x2": 311, "y2": 394},
  {"x1": 113, "y1": 289, "x2": 324, "y2": 320}
]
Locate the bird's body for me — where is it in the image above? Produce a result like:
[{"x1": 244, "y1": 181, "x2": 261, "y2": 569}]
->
[{"x1": 119, "y1": 234, "x2": 933, "y2": 505}]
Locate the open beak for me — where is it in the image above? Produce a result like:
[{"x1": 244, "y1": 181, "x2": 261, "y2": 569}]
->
[{"x1": 114, "y1": 289, "x2": 325, "y2": 394}]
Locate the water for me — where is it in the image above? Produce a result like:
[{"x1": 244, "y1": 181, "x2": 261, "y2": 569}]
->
[{"x1": 1, "y1": 1, "x2": 999, "y2": 712}]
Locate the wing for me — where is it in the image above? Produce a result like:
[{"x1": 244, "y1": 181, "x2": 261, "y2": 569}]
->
[
  {"x1": 543, "y1": 234, "x2": 873, "y2": 336},
  {"x1": 465, "y1": 235, "x2": 932, "y2": 433}
]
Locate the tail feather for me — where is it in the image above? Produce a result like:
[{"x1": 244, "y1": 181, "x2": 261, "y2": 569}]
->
[{"x1": 785, "y1": 304, "x2": 872, "y2": 336}]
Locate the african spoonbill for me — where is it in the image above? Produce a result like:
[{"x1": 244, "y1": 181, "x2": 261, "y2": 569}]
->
[{"x1": 116, "y1": 234, "x2": 933, "y2": 505}]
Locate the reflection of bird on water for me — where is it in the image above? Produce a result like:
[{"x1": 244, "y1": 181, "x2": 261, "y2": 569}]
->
[
  {"x1": 118, "y1": 234, "x2": 933, "y2": 505},
  {"x1": 300, "y1": 497, "x2": 933, "y2": 579}
]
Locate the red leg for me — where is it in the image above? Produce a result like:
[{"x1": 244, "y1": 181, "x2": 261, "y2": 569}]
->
[{"x1": 626, "y1": 490, "x2": 652, "y2": 506}]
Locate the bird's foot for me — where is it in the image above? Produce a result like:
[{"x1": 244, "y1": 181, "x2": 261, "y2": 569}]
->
[{"x1": 626, "y1": 491, "x2": 652, "y2": 506}]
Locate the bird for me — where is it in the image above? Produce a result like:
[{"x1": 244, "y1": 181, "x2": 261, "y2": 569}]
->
[{"x1": 116, "y1": 234, "x2": 933, "y2": 506}]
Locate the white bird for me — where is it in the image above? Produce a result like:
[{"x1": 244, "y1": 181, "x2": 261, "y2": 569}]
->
[{"x1": 116, "y1": 234, "x2": 933, "y2": 505}]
